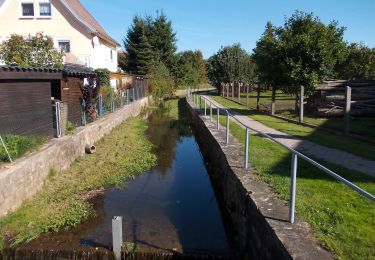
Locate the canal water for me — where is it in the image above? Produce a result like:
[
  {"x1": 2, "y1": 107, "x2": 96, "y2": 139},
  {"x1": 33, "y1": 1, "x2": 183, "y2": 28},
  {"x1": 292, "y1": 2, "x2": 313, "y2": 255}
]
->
[{"x1": 24, "y1": 99, "x2": 230, "y2": 255}]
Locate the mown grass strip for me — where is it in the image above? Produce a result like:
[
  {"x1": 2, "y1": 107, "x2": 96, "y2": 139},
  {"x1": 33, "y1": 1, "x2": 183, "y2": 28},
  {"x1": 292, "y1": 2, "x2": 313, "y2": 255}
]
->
[
  {"x1": 208, "y1": 94, "x2": 375, "y2": 161},
  {"x1": 0, "y1": 117, "x2": 157, "y2": 249},
  {"x1": 193, "y1": 98, "x2": 375, "y2": 259}
]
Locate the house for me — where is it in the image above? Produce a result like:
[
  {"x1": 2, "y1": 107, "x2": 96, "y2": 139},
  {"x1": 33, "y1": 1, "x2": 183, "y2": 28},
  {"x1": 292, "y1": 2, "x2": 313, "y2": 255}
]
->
[{"x1": 0, "y1": 0, "x2": 119, "y2": 72}]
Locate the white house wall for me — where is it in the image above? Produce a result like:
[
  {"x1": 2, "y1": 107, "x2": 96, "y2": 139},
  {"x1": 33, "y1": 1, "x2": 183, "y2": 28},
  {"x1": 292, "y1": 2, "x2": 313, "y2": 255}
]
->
[{"x1": 0, "y1": 0, "x2": 117, "y2": 72}]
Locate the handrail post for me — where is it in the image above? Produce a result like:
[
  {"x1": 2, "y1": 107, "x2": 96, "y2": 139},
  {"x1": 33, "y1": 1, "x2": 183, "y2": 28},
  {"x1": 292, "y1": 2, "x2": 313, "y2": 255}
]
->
[
  {"x1": 210, "y1": 102, "x2": 213, "y2": 122},
  {"x1": 217, "y1": 107, "x2": 220, "y2": 130},
  {"x1": 226, "y1": 110, "x2": 230, "y2": 144},
  {"x1": 245, "y1": 127, "x2": 249, "y2": 168},
  {"x1": 289, "y1": 153, "x2": 298, "y2": 223}
]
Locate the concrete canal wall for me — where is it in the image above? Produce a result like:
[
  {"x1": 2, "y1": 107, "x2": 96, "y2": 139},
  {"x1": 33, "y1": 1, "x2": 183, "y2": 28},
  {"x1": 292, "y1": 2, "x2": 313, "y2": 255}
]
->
[
  {"x1": 186, "y1": 98, "x2": 331, "y2": 260},
  {"x1": 0, "y1": 97, "x2": 151, "y2": 216}
]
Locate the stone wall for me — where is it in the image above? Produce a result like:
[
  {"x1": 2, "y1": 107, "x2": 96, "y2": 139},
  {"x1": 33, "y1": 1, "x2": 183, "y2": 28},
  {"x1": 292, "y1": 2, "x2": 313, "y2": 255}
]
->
[
  {"x1": 0, "y1": 97, "x2": 150, "y2": 216},
  {"x1": 186, "y1": 98, "x2": 331, "y2": 259}
]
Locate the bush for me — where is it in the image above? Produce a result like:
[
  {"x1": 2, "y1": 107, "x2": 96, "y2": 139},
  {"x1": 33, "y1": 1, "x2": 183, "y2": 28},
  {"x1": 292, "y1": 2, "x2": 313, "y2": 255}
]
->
[{"x1": 147, "y1": 62, "x2": 175, "y2": 99}]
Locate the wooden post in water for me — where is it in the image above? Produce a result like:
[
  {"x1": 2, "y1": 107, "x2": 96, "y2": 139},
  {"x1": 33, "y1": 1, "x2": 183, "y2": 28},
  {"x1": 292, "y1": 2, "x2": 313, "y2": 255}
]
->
[
  {"x1": 299, "y1": 86, "x2": 304, "y2": 123},
  {"x1": 345, "y1": 86, "x2": 352, "y2": 135}
]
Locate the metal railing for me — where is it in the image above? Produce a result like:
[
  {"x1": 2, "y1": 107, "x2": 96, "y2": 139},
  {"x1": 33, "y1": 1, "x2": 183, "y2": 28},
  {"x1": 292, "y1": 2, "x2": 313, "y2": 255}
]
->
[{"x1": 187, "y1": 89, "x2": 375, "y2": 224}]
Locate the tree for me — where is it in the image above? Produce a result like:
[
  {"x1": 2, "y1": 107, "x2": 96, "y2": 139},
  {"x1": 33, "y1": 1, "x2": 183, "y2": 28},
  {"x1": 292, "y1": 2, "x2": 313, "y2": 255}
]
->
[
  {"x1": 253, "y1": 22, "x2": 286, "y2": 113},
  {"x1": 172, "y1": 50, "x2": 207, "y2": 88},
  {"x1": 280, "y1": 11, "x2": 346, "y2": 94},
  {"x1": 123, "y1": 16, "x2": 153, "y2": 74},
  {"x1": 336, "y1": 43, "x2": 375, "y2": 79},
  {"x1": 149, "y1": 11, "x2": 177, "y2": 70},
  {"x1": 207, "y1": 44, "x2": 256, "y2": 89},
  {"x1": 0, "y1": 33, "x2": 63, "y2": 67}
]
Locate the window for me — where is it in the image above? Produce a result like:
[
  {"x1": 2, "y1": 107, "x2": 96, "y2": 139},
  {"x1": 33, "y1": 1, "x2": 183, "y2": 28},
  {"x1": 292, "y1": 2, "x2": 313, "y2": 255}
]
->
[
  {"x1": 39, "y1": 3, "x2": 51, "y2": 16},
  {"x1": 110, "y1": 49, "x2": 113, "y2": 60},
  {"x1": 58, "y1": 40, "x2": 70, "y2": 53},
  {"x1": 22, "y1": 3, "x2": 34, "y2": 16}
]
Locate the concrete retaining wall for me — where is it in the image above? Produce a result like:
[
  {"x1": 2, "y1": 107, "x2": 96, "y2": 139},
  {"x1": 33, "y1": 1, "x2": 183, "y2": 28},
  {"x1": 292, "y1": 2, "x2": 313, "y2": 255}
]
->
[
  {"x1": 0, "y1": 97, "x2": 150, "y2": 216},
  {"x1": 186, "y1": 98, "x2": 331, "y2": 259}
]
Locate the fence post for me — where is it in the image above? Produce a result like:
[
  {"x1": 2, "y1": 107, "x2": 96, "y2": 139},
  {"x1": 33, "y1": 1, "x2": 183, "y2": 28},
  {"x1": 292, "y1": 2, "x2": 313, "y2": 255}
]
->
[
  {"x1": 226, "y1": 111, "x2": 230, "y2": 144},
  {"x1": 111, "y1": 94, "x2": 115, "y2": 112},
  {"x1": 299, "y1": 86, "x2": 304, "y2": 123},
  {"x1": 120, "y1": 90, "x2": 123, "y2": 107},
  {"x1": 210, "y1": 102, "x2": 213, "y2": 122},
  {"x1": 256, "y1": 84, "x2": 260, "y2": 110},
  {"x1": 55, "y1": 101, "x2": 62, "y2": 138},
  {"x1": 112, "y1": 216, "x2": 123, "y2": 260},
  {"x1": 204, "y1": 99, "x2": 207, "y2": 116},
  {"x1": 238, "y1": 83, "x2": 241, "y2": 103},
  {"x1": 289, "y1": 153, "x2": 298, "y2": 223},
  {"x1": 0, "y1": 135, "x2": 13, "y2": 163},
  {"x1": 244, "y1": 128, "x2": 249, "y2": 169},
  {"x1": 217, "y1": 107, "x2": 220, "y2": 130},
  {"x1": 345, "y1": 86, "x2": 352, "y2": 135},
  {"x1": 246, "y1": 85, "x2": 249, "y2": 107},
  {"x1": 132, "y1": 88, "x2": 135, "y2": 102},
  {"x1": 99, "y1": 95, "x2": 103, "y2": 117}
]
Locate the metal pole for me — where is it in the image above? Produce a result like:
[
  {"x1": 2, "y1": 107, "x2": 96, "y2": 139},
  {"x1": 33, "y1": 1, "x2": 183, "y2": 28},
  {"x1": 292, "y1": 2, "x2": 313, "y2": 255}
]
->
[
  {"x1": 112, "y1": 216, "x2": 123, "y2": 260},
  {"x1": 55, "y1": 101, "x2": 62, "y2": 138},
  {"x1": 226, "y1": 111, "x2": 230, "y2": 144},
  {"x1": 245, "y1": 128, "x2": 249, "y2": 168},
  {"x1": 289, "y1": 153, "x2": 298, "y2": 223},
  {"x1": 0, "y1": 135, "x2": 13, "y2": 163},
  {"x1": 132, "y1": 88, "x2": 135, "y2": 102},
  {"x1": 217, "y1": 107, "x2": 220, "y2": 130},
  {"x1": 210, "y1": 102, "x2": 213, "y2": 122}
]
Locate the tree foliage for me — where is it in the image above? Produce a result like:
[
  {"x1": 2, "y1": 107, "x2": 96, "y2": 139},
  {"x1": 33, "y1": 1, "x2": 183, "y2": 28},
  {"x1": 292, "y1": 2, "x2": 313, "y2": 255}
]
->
[
  {"x1": 173, "y1": 50, "x2": 207, "y2": 88},
  {"x1": 253, "y1": 11, "x2": 347, "y2": 95},
  {"x1": 207, "y1": 44, "x2": 256, "y2": 89},
  {"x1": 336, "y1": 43, "x2": 375, "y2": 80},
  {"x1": 0, "y1": 33, "x2": 63, "y2": 68},
  {"x1": 123, "y1": 12, "x2": 177, "y2": 76}
]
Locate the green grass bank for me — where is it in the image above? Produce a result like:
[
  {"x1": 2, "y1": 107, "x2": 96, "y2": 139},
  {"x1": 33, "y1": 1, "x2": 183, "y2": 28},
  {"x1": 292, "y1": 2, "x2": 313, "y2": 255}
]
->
[{"x1": 0, "y1": 117, "x2": 157, "y2": 249}]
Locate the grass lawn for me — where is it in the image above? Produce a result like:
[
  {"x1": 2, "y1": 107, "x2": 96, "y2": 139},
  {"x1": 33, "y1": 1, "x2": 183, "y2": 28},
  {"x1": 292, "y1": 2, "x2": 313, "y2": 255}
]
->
[
  {"x1": 0, "y1": 135, "x2": 46, "y2": 163},
  {"x1": 208, "y1": 94, "x2": 375, "y2": 161},
  {"x1": 0, "y1": 117, "x2": 156, "y2": 249},
  {"x1": 192, "y1": 98, "x2": 375, "y2": 259},
  {"x1": 278, "y1": 110, "x2": 375, "y2": 139}
]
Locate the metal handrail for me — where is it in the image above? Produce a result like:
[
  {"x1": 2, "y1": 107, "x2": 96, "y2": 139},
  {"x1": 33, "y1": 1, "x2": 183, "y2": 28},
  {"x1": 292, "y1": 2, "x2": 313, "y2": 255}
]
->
[{"x1": 187, "y1": 90, "x2": 375, "y2": 224}]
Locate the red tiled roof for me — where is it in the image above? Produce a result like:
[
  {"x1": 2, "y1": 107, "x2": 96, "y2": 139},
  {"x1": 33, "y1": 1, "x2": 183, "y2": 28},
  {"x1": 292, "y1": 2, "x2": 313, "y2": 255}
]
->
[{"x1": 61, "y1": 0, "x2": 119, "y2": 46}]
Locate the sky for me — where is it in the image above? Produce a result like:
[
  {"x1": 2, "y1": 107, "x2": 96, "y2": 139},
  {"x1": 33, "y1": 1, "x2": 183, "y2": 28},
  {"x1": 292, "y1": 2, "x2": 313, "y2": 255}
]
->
[{"x1": 80, "y1": 0, "x2": 375, "y2": 58}]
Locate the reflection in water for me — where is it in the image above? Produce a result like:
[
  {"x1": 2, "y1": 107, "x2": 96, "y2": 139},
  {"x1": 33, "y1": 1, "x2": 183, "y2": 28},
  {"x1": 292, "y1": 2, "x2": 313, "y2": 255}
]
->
[{"x1": 24, "y1": 99, "x2": 229, "y2": 254}]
